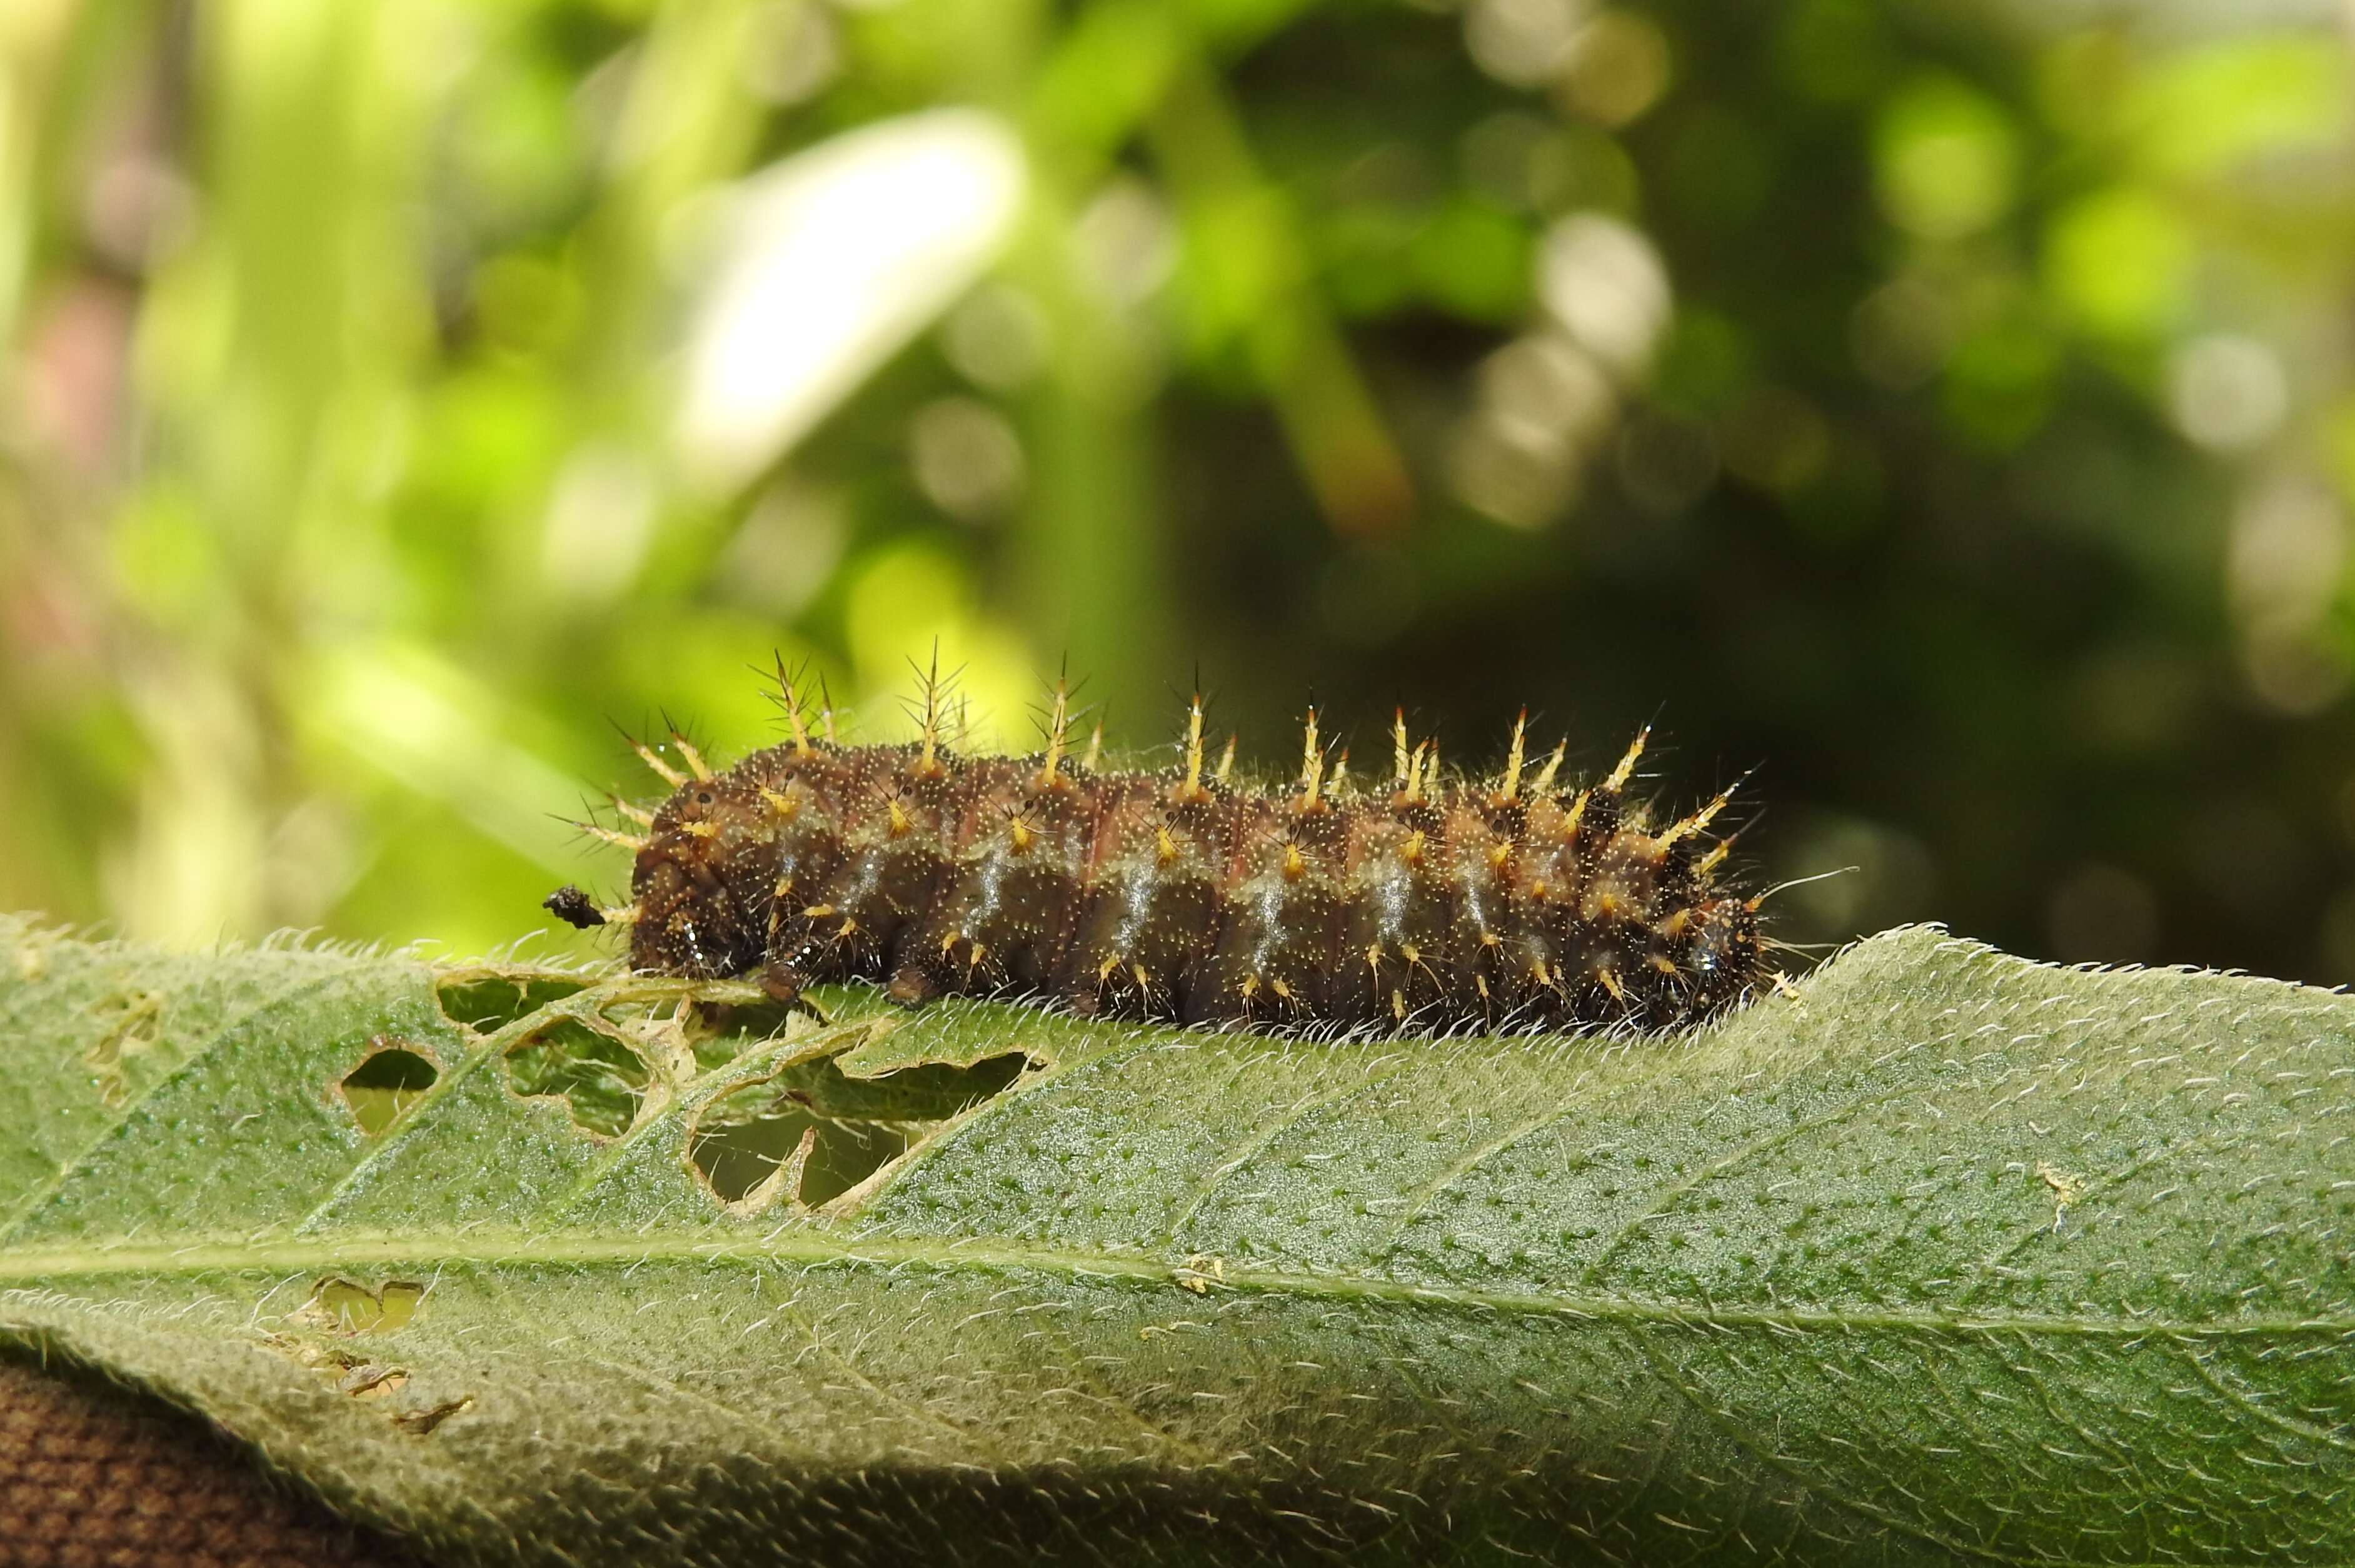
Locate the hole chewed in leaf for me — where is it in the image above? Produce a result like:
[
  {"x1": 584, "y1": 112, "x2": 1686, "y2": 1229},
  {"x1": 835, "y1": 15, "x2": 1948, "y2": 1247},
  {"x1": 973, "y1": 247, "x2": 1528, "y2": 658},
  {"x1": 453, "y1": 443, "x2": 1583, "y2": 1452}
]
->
[
  {"x1": 689, "y1": 1090, "x2": 819, "y2": 1207},
  {"x1": 680, "y1": 995, "x2": 814, "y2": 1073},
  {"x1": 504, "y1": 1016, "x2": 648, "y2": 1137},
  {"x1": 267, "y1": 1280, "x2": 469, "y2": 1432},
  {"x1": 814, "y1": 1052, "x2": 1030, "y2": 1121},
  {"x1": 687, "y1": 1051, "x2": 1029, "y2": 1212},
  {"x1": 299, "y1": 1278, "x2": 424, "y2": 1335},
  {"x1": 689, "y1": 1098, "x2": 909, "y2": 1210},
  {"x1": 435, "y1": 971, "x2": 590, "y2": 1035},
  {"x1": 85, "y1": 988, "x2": 164, "y2": 1107},
  {"x1": 695, "y1": 1113, "x2": 824, "y2": 1214},
  {"x1": 800, "y1": 1120, "x2": 915, "y2": 1206},
  {"x1": 339, "y1": 1040, "x2": 440, "y2": 1135}
]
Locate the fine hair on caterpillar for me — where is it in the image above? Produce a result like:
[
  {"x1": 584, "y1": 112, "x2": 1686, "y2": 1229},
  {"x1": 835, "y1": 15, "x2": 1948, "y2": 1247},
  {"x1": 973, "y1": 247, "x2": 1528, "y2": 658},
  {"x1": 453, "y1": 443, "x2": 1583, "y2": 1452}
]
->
[{"x1": 543, "y1": 660, "x2": 1769, "y2": 1035}]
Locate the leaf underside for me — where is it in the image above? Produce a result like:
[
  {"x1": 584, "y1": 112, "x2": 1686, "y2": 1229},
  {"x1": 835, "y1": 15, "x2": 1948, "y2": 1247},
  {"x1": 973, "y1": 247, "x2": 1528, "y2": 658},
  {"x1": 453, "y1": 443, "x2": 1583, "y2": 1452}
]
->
[{"x1": 1, "y1": 912, "x2": 2350, "y2": 1567}]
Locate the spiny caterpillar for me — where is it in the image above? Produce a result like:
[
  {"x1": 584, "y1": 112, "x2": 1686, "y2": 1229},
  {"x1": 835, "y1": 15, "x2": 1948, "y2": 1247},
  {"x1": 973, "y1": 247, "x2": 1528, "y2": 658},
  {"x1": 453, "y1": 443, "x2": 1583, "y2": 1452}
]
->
[{"x1": 544, "y1": 665, "x2": 1767, "y2": 1035}]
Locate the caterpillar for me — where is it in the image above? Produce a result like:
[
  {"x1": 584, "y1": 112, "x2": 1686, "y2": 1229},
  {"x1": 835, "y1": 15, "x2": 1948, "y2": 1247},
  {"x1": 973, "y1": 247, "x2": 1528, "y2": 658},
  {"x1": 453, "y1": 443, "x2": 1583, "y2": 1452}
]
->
[{"x1": 543, "y1": 665, "x2": 1767, "y2": 1035}]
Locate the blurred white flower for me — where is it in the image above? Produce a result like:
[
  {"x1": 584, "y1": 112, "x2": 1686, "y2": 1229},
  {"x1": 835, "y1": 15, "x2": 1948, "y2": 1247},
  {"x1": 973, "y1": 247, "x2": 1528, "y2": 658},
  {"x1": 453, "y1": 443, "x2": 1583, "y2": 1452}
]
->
[{"x1": 673, "y1": 108, "x2": 1028, "y2": 493}]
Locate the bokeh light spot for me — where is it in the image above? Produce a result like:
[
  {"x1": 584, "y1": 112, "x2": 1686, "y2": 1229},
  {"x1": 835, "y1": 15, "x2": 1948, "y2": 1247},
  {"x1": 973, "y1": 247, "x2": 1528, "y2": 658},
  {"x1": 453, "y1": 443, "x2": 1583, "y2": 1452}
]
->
[
  {"x1": 1555, "y1": 12, "x2": 1672, "y2": 129},
  {"x1": 909, "y1": 398, "x2": 1027, "y2": 523},
  {"x1": 2043, "y1": 187, "x2": 2193, "y2": 340},
  {"x1": 1464, "y1": 0, "x2": 1587, "y2": 89},
  {"x1": 942, "y1": 284, "x2": 1048, "y2": 392},
  {"x1": 1537, "y1": 213, "x2": 1670, "y2": 373},
  {"x1": 2168, "y1": 333, "x2": 2288, "y2": 453},
  {"x1": 1872, "y1": 75, "x2": 2020, "y2": 242}
]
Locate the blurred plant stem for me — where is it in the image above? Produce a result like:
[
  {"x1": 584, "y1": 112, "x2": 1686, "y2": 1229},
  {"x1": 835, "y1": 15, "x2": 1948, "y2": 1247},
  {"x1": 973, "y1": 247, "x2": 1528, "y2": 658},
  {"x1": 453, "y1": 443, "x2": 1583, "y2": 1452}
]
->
[
  {"x1": 1146, "y1": 48, "x2": 1414, "y2": 540},
  {"x1": 106, "y1": 0, "x2": 436, "y2": 940},
  {"x1": 579, "y1": 0, "x2": 765, "y2": 400},
  {"x1": 993, "y1": 0, "x2": 1172, "y2": 727},
  {"x1": 1003, "y1": 195, "x2": 1175, "y2": 733}
]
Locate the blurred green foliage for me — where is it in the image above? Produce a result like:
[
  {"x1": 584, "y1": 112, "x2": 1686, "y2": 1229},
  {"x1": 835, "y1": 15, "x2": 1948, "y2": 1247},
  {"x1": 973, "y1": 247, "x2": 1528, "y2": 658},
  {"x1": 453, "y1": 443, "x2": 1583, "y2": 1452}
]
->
[{"x1": 5, "y1": 0, "x2": 2355, "y2": 983}]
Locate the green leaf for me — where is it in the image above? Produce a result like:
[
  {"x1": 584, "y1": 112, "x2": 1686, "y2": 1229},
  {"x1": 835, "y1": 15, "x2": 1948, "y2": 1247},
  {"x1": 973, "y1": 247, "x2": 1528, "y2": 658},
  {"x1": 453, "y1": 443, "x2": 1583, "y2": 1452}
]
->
[{"x1": 1, "y1": 911, "x2": 2351, "y2": 1565}]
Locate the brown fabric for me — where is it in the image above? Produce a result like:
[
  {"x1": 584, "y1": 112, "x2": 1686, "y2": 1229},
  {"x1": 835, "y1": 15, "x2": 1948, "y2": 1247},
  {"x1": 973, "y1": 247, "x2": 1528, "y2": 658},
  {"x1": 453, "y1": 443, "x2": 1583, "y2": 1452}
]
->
[{"x1": 0, "y1": 1354, "x2": 428, "y2": 1568}]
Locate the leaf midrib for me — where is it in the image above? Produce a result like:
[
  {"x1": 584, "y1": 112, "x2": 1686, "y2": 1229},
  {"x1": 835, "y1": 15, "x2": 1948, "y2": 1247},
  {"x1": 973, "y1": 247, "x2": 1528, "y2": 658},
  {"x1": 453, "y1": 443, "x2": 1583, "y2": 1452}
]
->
[{"x1": 1, "y1": 1231, "x2": 2339, "y2": 1340}]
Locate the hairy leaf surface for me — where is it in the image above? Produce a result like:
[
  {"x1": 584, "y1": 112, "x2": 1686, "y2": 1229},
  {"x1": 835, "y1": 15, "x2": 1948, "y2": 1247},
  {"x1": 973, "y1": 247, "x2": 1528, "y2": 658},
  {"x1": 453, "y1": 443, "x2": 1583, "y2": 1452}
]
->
[{"x1": 1, "y1": 913, "x2": 2349, "y2": 1566}]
